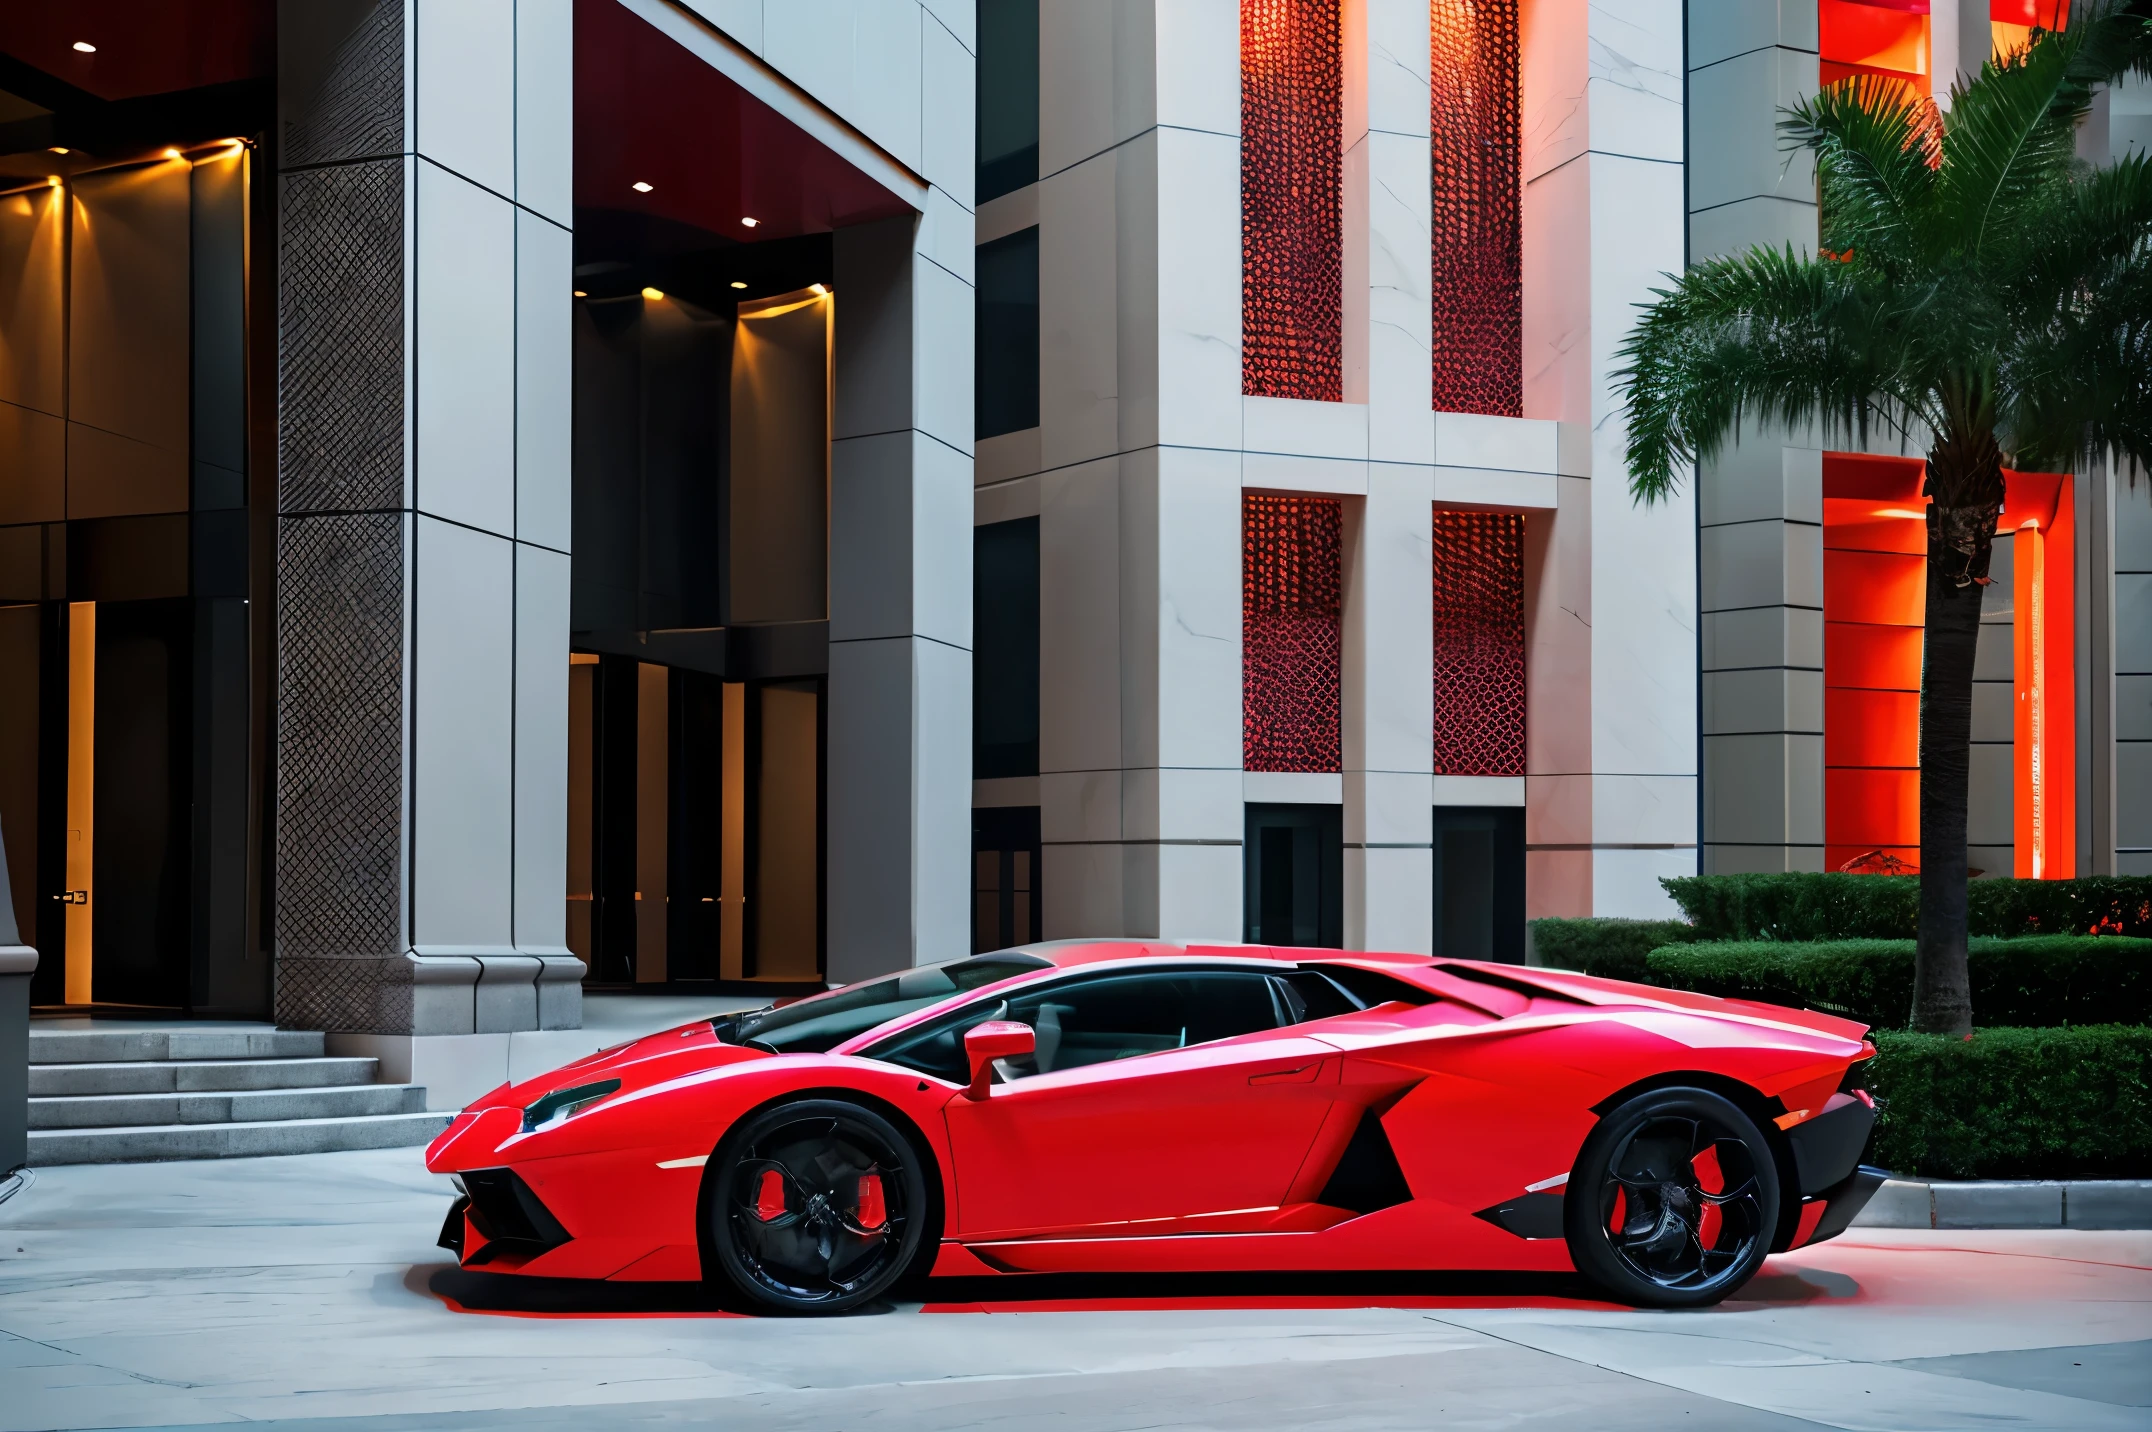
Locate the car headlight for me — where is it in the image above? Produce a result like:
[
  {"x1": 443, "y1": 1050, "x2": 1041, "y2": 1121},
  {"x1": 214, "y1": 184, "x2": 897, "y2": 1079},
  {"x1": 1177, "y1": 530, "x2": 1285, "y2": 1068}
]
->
[{"x1": 521, "y1": 1078, "x2": 622, "y2": 1133}]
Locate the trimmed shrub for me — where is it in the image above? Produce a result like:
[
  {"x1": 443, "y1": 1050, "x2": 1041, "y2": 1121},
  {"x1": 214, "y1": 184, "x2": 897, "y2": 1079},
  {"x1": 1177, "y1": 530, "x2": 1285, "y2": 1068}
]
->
[
  {"x1": 1657, "y1": 872, "x2": 2152, "y2": 942},
  {"x1": 1867, "y1": 1026, "x2": 2152, "y2": 1180},
  {"x1": 1526, "y1": 918, "x2": 1704, "y2": 982},
  {"x1": 1640, "y1": 937, "x2": 2152, "y2": 1030}
]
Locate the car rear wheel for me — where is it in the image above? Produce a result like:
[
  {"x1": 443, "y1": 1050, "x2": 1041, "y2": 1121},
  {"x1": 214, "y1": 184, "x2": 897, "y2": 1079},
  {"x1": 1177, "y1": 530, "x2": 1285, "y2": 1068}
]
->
[
  {"x1": 705, "y1": 1098, "x2": 929, "y2": 1314},
  {"x1": 1564, "y1": 1086, "x2": 1780, "y2": 1309}
]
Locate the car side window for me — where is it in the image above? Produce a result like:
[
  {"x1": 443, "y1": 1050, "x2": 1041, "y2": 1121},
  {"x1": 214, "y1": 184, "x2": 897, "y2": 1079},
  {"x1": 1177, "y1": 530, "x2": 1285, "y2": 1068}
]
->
[{"x1": 866, "y1": 970, "x2": 1285, "y2": 1083}]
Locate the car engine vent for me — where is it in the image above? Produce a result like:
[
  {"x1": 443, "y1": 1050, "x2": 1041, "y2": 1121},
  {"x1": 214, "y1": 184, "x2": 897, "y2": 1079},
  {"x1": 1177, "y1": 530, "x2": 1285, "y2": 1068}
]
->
[{"x1": 1317, "y1": 1108, "x2": 1415, "y2": 1215}]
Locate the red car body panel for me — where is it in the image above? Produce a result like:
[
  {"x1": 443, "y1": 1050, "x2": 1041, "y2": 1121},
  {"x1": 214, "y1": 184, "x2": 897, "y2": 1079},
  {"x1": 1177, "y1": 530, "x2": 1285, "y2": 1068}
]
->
[{"x1": 425, "y1": 943, "x2": 1876, "y2": 1282}]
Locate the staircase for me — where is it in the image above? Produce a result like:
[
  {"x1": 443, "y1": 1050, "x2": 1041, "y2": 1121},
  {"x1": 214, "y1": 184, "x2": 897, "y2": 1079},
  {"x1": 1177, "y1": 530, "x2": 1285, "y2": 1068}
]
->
[{"x1": 27, "y1": 1025, "x2": 453, "y2": 1165}]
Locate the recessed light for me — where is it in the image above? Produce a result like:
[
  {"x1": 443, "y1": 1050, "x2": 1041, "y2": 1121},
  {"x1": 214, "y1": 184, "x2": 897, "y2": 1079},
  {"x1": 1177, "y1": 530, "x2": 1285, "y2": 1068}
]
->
[
  {"x1": 72, "y1": 41, "x2": 97, "y2": 54},
  {"x1": 640, "y1": 286, "x2": 664, "y2": 300},
  {"x1": 729, "y1": 281, "x2": 747, "y2": 289},
  {"x1": 48, "y1": 147, "x2": 69, "y2": 155},
  {"x1": 163, "y1": 147, "x2": 182, "y2": 160},
  {"x1": 631, "y1": 181, "x2": 653, "y2": 193},
  {"x1": 740, "y1": 216, "x2": 758, "y2": 228},
  {"x1": 572, "y1": 289, "x2": 587, "y2": 298},
  {"x1": 809, "y1": 283, "x2": 828, "y2": 296},
  {"x1": 46, "y1": 176, "x2": 61, "y2": 187}
]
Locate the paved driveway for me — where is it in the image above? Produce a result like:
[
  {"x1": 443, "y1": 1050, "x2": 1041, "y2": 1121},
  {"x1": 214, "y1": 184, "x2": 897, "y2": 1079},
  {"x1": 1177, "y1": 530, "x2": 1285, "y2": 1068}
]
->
[{"x1": 0, "y1": 1148, "x2": 2145, "y2": 1430}]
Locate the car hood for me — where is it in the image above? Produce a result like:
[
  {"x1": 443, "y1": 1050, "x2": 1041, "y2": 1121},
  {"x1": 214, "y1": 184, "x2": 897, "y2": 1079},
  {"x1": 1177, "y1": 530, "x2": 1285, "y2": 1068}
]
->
[{"x1": 467, "y1": 1019, "x2": 774, "y2": 1114}]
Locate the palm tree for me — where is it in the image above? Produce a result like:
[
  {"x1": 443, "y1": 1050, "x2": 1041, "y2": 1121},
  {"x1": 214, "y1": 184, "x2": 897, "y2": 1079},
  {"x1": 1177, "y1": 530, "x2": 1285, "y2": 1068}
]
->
[{"x1": 1616, "y1": 3, "x2": 2152, "y2": 1034}]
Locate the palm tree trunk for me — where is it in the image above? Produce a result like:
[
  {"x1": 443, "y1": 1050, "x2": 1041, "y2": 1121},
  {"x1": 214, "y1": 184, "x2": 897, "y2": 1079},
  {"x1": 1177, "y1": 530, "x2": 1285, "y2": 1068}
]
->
[{"x1": 1913, "y1": 432, "x2": 2005, "y2": 1035}]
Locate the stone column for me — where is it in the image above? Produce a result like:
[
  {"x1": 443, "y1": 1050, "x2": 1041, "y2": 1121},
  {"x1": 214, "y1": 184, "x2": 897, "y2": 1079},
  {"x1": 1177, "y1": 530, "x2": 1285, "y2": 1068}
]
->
[{"x1": 273, "y1": 0, "x2": 577, "y2": 1098}]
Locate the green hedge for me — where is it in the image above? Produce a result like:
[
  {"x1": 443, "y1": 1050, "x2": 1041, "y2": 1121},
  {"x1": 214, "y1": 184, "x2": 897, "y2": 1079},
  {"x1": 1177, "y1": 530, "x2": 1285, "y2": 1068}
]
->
[
  {"x1": 1868, "y1": 1026, "x2": 2152, "y2": 1179},
  {"x1": 1525, "y1": 918, "x2": 1707, "y2": 982},
  {"x1": 1639, "y1": 937, "x2": 2152, "y2": 1030},
  {"x1": 1657, "y1": 872, "x2": 2152, "y2": 942}
]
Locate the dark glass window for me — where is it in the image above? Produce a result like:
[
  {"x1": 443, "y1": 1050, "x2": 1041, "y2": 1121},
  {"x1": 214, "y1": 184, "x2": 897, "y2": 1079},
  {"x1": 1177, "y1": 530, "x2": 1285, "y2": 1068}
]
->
[
  {"x1": 973, "y1": 517, "x2": 1038, "y2": 777},
  {"x1": 977, "y1": 0, "x2": 1039, "y2": 202},
  {"x1": 975, "y1": 227, "x2": 1039, "y2": 439},
  {"x1": 1244, "y1": 803, "x2": 1343, "y2": 947},
  {"x1": 973, "y1": 805, "x2": 1042, "y2": 952}
]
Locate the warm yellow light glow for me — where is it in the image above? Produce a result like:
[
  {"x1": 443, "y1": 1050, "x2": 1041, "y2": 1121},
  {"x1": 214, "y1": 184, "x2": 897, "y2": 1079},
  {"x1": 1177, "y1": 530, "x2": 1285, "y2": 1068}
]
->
[
  {"x1": 730, "y1": 281, "x2": 748, "y2": 289},
  {"x1": 641, "y1": 286, "x2": 664, "y2": 300},
  {"x1": 49, "y1": 146, "x2": 69, "y2": 155},
  {"x1": 572, "y1": 289, "x2": 587, "y2": 297},
  {"x1": 73, "y1": 41, "x2": 97, "y2": 53},
  {"x1": 631, "y1": 180, "x2": 653, "y2": 193},
  {"x1": 163, "y1": 147, "x2": 182, "y2": 160},
  {"x1": 808, "y1": 283, "x2": 829, "y2": 296},
  {"x1": 46, "y1": 176, "x2": 61, "y2": 187},
  {"x1": 66, "y1": 602, "x2": 95, "y2": 1005},
  {"x1": 740, "y1": 216, "x2": 759, "y2": 228}
]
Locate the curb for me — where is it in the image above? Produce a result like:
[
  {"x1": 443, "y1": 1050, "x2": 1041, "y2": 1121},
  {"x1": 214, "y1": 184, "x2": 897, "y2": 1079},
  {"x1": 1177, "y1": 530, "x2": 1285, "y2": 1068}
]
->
[{"x1": 1849, "y1": 1178, "x2": 2152, "y2": 1230}]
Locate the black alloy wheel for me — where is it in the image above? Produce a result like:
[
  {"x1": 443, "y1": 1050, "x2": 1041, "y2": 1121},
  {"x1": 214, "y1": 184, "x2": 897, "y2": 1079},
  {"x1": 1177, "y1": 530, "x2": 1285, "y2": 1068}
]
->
[
  {"x1": 705, "y1": 1098, "x2": 929, "y2": 1314},
  {"x1": 1564, "y1": 1086, "x2": 1781, "y2": 1308}
]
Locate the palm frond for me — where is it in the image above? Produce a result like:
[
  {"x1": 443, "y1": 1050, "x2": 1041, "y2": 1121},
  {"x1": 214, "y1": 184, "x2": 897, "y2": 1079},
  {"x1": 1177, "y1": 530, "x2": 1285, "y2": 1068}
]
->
[
  {"x1": 1616, "y1": 248, "x2": 1928, "y2": 504},
  {"x1": 1780, "y1": 74, "x2": 1939, "y2": 266}
]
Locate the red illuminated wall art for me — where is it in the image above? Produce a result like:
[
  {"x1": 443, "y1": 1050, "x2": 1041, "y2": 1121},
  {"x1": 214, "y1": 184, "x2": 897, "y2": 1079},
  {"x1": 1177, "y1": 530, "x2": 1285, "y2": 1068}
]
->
[
  {"x1": 1241, "y1": 0, "x2": 1342, "y2": 401},
  {"x1": 1432, "y1": 510, "x2": 1526, "y2": 775},
  {"x1": 1430, "y1": 0, "x2": 1521, "y2": 417},
  {"x1": 1244, "y1": 495, "x2": 1342, "y2": 772}
]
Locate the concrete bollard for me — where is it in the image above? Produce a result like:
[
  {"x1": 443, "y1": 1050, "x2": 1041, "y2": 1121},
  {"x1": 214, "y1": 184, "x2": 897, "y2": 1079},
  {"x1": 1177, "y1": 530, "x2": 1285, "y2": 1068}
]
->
[{"x1": 0, "y1": 820, "x2": 35, "y2": 1174}]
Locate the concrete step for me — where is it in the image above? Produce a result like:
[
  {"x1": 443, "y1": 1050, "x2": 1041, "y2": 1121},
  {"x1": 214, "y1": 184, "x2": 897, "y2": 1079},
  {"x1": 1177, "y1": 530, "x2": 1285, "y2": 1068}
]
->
[
  {"x1": 26, "y1": 1110, "x2": 455, "y2": 1165},
  {"x1": 30, "y1": 1056, "x2": 382, "y2": 1098},
  {"x1": 29, "y1": 1027, "x2": 325, "y2": 1064},
  {"x1": 31, "y1": 1084, "x2": 429, "y2": 1130}
]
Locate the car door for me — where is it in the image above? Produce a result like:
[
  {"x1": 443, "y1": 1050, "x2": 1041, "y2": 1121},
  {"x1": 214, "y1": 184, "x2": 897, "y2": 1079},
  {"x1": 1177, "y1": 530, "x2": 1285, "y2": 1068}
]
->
[{"x1": 935, "y1": 969, "x2": 1340, "y2": 1239}]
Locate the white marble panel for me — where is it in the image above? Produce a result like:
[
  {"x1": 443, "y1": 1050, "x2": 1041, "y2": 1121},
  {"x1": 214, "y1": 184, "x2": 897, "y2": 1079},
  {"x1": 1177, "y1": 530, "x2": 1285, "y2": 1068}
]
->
[
  {"x1": 1113, "y1": 131, "x2": 1163, "y2": 452},
  {"x1": 513, "y1": 541, "x2": 569, "y2": 953},
  {"x1": 1434, "y1": 412, "x2": 1559, "y2": 473},
  {"x1": 973, "y1": 467, "x2": 1040, "y2": 521},
  {"x1": 413, "y1": 516, "x2": 515, "y2": 951},
  {"x1": 830, "y1": 431, "x2": 915, "y2": 641},
  {"x1": 1687, "y1": 46, "x2": 1817, "y2": 214},
  {"x1": 832, "y1": 216, "x2": 915, "y2": 443},
  {"x1": 975, "y1": 184, "x2": 1039, "y2": 246},
  {"x1": 1705, "y1": 667, "x2": 1823, "y2": 735},
  {"x1": 1148, "y1": 446, "x2": 1242, "y2": 772},
  {"x1": 1041, "y1": 771, "x2": 1122, "y2": 844},
  {"x1": 1244, "y1": 772, "x2": 1344, "y2": 804},
  {"x1": 1700, "y1": 440, "x2": 1822, "y2": 527},
  {"x1": 1704, "y1": 519, "x2": 1822, "y2": 612},
  {"x1": 1244, "y1": 396, "x2": 1369, "y2": 460},
  {"x1": 1430, "y1": 775, "x2": 1525, "y2": 807},
  {"x1": 1133, "y1": 766, "x2": 1242, "y2": 841},
  {"x1": 915, "y1": 633, "x2": 974, "y2": 963},
  {"x1": 1586, "y1": 0, "x2": 1685, "y2": 164},
  {"x1": 514, "y1": 209, "x2": 572, "y2": 551},
  {"x1": 827, "y1": 636, "x2": 914, "y2": 984},
  {"x1": 913, "y1": 430, "x2": 974, "y2": 650},
  {"x1": 1967, "y1": 742, "x2": 2014, "y2": 848},
  {"x1": 1521, "y1": 0, "x2": 1590, "y2": 183},
  {"x1": 1591, "y1": 847, "x2": 1691, "y2": 918},
  {"x1": 1155, "y1": 0, "x2": 1238, "y2": 137},
  {"x1": 1526, "y1": 477, "x2": 1593, "y2": 778},
  {"x1": 1970, "y1": 680, "x2": 2015, "y2": 744},
  {"x1": 1153, "y1": 842, "x2": 1244, "y2": 943},
  {"x1": 415, "y1": 163, "x2": 516, "y2": 537},
  {"x1": 681, "y1": 0, "x2": 765, "y2": 54},
  {"x1": 2119, "y1": 744, "x2": 2152, "y2": 850},
  {"x1": 919, "y1": 184, "x2": 975, "y2": 286},
  {"x1": 920, "y1": 10, "x2": 976, "y2": 209},
  {"x1": 763, "y1": 0, "x2": 923, "y2": 170},
  {"x1": 915, "y1": 255, "x2": 973, "y2": 456},
  {"x1": 1347, "y1": 846, "x2": 1433, "y2": 955},
  {"x1": 921, "y1": 0, "x2": 974, "y2": 53},
  {"x1": 1243, "y1": 452, "x2": 1367, "y2": 496},
  {"x1": 1039, "y1": 0, "x2": 1157, "y2": 177},
  {"x1": 1688, "y1": 0, "x2": 1818, "y2": 68},
  {"x1": 514, "y1": 0, "x2": 573, "y2": 226},
  {"x1": 1039, "y1": 148, "x2": 1120, "y2": 469},
  {"x1": 1590, "y1": 470, "x2": 1699, "y2": 778},
  {"x1": 1365, "y1": 130, "x2": 1432, "y2": 464},
  {"x1": 1039, "y1": 457, "x2": 1123, "y2": 775},
  {"x1": 1154, "y1": 126, "x2": 1242, "y2": 451},
  {"x1": 1044, "y1": 843, "x2": 1127, "y2": 939},
  {"x1": 1364, "y1": 0, "x2": 1431, "y2": 137},
  {"x1": 2117, "y1": 675, "x2": 2152, "y2": 740},
  {"x1": 1690, "y1": 197, "x2": 1818, "y2": 264},
  {"x1": 1343, "y1": 136, "x2": 1368, "y2": 405},
  {"x1": 1591, "y1": 773, "x2": 1696, "y2": 846},
  {"x1": 417, "y1": 0, "x2": 515, "y2": 196},
  {"x1": 1529, "y1": 773, "x2": 1593, "y2": 848},
  {"x1": 2117, "y1": 575, "x2": 2152, "y2": 672},
  {"x1": 1345, "y1": 465, "x2": 1433, "y2": 776},
  {"x1": 1431, "y1": 466, "x2": 1558, "y2": 510},
  {"x1": 1349, "y1": 770, "x2": 1434, "y2": 843},
  {"x1": 2117, "y1": 476, "x2": 2152, "y2": 571}
]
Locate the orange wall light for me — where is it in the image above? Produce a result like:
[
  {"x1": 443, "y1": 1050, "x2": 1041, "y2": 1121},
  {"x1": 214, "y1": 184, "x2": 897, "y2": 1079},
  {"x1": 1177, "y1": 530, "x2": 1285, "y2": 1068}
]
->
[{"x1": 2001, "y1": 470, "x2": 2075, "y2": 879}]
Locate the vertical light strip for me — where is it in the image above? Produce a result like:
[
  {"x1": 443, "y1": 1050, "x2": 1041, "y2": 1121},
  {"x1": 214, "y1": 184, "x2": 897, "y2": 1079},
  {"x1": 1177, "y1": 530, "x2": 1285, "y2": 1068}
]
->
[
  {"x1": 64, "y1": 602, "x2": 95, "y2": 1005},
  {"x1": 2025, "y1": 523, "x2": 2046, "y2": 879}
]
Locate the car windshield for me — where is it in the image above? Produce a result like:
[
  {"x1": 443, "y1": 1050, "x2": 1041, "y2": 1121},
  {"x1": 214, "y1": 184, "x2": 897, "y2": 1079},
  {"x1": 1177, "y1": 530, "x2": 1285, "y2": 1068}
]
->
[{"x1": 710, "y1": 953, "x2": 1052, "y2": 1055}]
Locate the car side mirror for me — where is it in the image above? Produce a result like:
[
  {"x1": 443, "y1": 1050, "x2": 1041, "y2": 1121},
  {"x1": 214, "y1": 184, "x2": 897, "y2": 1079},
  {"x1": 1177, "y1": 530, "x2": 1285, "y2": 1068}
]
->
[{"x1": 963, "y1": 1020, "x2": 1035, "y2": 1099}]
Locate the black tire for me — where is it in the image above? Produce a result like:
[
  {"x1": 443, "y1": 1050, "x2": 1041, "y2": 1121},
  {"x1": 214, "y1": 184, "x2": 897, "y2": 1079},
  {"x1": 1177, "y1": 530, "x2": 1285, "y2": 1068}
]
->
[
  {"x1": 1565, "y1": 1086, "x2": 1781, "y2": 1309},
  {"x1": 705, "y1": 1098, "x2": 930, "y2": 1315}
]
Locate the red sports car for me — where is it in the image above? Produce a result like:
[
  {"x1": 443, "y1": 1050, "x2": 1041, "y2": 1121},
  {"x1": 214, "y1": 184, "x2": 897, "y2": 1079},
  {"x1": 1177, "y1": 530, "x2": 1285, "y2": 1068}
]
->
[{"x1": 425, "y1": 942, "x2": 1885, "y2": 1313}]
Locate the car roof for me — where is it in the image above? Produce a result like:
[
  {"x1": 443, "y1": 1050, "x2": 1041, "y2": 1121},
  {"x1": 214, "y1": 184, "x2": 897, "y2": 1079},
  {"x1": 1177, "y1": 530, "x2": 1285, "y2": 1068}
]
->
[{"x1": 995, "y1": 939, "x2": 1434, "y2": 970}]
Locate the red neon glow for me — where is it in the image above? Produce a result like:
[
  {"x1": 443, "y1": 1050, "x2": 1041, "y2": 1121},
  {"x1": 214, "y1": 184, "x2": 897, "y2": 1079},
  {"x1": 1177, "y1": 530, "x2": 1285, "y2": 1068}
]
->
[
  {"x1": 1240, "y1": 0, "x2": 1343, "y2": 401},
  {"x1": 1244, "y1": 495, "x2": 1343, "y2": 772},
  {"x1": 1431, "y1": 510, "x2": 1526, "y2": 775},
  {"x1": 755, "y1": 1169, "x2": 787, "y2": 1222},
  {"x1": 1819, "y1": 0, "x2": 1931, "y2": 91},
  {"x1": 2003, "y1": 471, "x2": 2075, "y2": 879},
  {"x1": 856, "y1": 1173, "x2": 887, "y2": 1230},
  {"x1": 1430, "y1": 0, "x2": 1521, "y2": 416}
]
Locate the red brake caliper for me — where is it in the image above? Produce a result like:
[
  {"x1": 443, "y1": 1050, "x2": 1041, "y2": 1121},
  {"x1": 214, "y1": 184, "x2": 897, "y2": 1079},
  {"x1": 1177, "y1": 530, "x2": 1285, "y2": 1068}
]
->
[
  {"x1": 855, "y1": 1172, "x2": 887, "y2": 1230},
  {"x1": 1693, "y1": 1144, "x2": 1724, "y2": 1248},
  {"x1": 754, "y1": 1168, "x2": 787, "y2": 1222},
  {"x1": 1608, "y1": 1186, "x2": 1626, "y2": 1235}
]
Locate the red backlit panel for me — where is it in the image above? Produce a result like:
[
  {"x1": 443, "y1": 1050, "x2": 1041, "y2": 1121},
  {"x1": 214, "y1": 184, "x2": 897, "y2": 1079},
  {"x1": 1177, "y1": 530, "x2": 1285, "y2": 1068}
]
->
[
  {"x1": 1431, "y1": 510, "x2": 1525, "y2": 775},
  {"x1": 1244, "y1": 495, "x2": 1342, "y2": 772},
  {"x1": 1430, "y1": 0, "x2": 1521, "y2": 417},
  {"x1": 1241, "y1": 0, "x2": 1343, "y2": 401}
]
